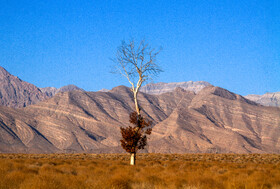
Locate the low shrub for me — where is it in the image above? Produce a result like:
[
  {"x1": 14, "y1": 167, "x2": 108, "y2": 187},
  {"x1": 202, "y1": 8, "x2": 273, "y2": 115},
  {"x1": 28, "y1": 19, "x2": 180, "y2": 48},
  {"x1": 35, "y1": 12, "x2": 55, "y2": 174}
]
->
[{"x1": 0, "y1": 153, "x2": 279, "y2": 189}]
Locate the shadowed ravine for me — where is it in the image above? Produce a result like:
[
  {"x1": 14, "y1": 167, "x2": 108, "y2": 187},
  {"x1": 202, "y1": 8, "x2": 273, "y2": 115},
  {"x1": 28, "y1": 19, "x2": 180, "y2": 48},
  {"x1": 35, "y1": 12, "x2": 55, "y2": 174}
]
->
[{"x1": 0, "y1": 84, "x2": 280, "y2": 153}]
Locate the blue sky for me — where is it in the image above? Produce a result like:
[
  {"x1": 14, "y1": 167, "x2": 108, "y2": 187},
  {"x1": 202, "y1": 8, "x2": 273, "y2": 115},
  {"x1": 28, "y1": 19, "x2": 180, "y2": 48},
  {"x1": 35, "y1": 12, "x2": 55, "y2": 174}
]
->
[{"x1": 0, "y1": 0, "x2": 279, "y2": 95}]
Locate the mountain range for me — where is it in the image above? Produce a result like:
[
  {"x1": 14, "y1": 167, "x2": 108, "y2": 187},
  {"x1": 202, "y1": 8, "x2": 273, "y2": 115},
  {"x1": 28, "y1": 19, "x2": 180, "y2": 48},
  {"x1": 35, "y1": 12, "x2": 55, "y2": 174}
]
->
[
  {"x1": 1, "y1": 66, "x2": 279, "y2": 108},
  {"x1": 0, "y1": 66, "x2": 83, "y2": 108},
  {"x1": 0, "y1": 66, "x2": 280, "y2": 153},
  {"x1": 245, "y1": 92, "x2": 280, "y2": 107},
  {"x1": 140, "y1": 81, "x2": 280, "y2": 107},
  {"x1": 0, "y1": 66, "x2": 48, "y2": 108},
  {"x1": 140, "y1": 81, "x2": 212, "y2": 94}
]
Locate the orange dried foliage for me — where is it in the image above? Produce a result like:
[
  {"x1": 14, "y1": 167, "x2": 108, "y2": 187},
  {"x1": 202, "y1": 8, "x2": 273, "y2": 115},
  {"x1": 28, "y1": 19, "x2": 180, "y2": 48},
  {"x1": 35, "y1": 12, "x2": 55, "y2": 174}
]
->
[{"x1": 120, "y1": 111, "x2": 152, "y2": 153}]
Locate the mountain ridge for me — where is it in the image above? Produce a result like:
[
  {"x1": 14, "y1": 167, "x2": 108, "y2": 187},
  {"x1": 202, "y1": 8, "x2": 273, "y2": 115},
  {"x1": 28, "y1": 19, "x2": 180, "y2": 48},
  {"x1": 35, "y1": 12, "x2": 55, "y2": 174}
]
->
[
  {"x1": 245, "y1": 92, "x2": 280, "y2": 107},
  {"x1": 0, "y1": 66, "x2": 83, "y2": 108},
  {"x1": 1, "y1": 66, "x2": 280, "y2": 153},
  {"x1": 0, "y1": 66, "x2": 48, "y2": 108},
  {"x1": 40, "y1": 84, "x2": 84, "y2": 98},
  {"x1": 1, "y1": 84, "x2": 279, "y2": 153},
  {"x1": 140, "y1": 81, "x2": 212, "y2": 94},
  {"x1": 1, "y1": 66, "x2": 279, "y2": 107}
]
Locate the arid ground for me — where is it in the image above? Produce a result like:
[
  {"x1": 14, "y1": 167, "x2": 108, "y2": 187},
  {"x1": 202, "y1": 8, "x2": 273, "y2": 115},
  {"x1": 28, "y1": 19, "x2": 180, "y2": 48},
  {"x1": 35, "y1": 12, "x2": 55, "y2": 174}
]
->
[{"x1": 0, "y1": 153, "x2": 280, "y2": 189}]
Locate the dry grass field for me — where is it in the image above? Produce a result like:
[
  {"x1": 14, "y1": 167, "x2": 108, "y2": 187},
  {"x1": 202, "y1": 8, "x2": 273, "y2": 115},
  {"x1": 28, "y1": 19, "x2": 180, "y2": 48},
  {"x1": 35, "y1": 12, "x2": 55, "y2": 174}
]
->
[{"x1": 0, "y1": 153, "x2": 280, "y2": 189}]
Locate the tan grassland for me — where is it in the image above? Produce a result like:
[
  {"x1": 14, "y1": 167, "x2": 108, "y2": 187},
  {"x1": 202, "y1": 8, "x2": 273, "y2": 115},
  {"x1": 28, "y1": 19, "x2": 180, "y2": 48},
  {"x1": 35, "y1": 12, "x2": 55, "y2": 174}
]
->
[{"x1": 0, "y1": 153, "x2": 280, "y2": 189}]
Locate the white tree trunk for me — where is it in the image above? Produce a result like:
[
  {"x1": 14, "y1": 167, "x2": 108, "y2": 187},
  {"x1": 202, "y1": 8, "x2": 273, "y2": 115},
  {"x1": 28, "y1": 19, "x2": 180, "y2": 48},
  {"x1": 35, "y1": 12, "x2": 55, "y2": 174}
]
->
[
  {"x1": 130, "y1": 153, "x2": 136, "y2": 165},
  {"x1": 134, "y1": 94, "x2": 140, "y2": 115},
  {"x1": 133, "y1": 91, "x2": 140, "y2": 115},
  {"x1": 134, "y1": 98, "x2": 140, "y2": 115}
]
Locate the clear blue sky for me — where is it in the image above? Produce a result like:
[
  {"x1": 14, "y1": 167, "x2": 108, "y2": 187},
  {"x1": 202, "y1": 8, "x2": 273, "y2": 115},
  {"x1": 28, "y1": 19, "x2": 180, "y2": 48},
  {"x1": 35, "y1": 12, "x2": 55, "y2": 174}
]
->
[{"x1": 0, "y1": 0, "x2": 279, "y2": 95}]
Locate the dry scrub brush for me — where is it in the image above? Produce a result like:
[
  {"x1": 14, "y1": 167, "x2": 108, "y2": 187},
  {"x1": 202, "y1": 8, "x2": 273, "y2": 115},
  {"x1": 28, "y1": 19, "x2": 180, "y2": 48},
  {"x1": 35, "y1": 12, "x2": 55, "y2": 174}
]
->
[{"x1": 0, "y1": 153, "x2": 280, "y2": 189}]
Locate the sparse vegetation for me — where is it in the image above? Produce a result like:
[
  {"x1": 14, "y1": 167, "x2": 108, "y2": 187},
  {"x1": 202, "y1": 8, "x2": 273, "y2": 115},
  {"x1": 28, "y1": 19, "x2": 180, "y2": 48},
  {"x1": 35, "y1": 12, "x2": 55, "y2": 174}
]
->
[
  {"x1": 112, "y1": 39, "x2": 162, "y2": 165},
  {"x1": 0, "y1": 153, "x2": 279, "y2": 189}
]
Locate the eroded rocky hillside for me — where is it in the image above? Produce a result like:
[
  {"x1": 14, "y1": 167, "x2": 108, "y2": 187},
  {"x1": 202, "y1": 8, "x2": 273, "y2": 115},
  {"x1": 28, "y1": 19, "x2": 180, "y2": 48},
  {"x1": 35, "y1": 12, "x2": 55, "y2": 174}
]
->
[{"x1": 1, "y1": 85, "x2": 279, "y2": 153}]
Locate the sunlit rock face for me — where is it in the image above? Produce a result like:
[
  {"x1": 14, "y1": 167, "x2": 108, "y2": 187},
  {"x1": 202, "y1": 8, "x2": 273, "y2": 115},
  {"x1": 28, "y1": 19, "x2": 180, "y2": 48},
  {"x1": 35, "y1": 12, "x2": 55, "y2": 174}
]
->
[
  {"x1": 40, "y1": 84, "x2": 84, "y2": 98},
  {"x1": 246, "y1": 92, "x2": 280, "y2": 107},
  {"x1": 0, "y1": 66, "x2": 83, "y2": 108},
  {"x1": 1, "y1": 84, "x2": 280, "y2": 154},
  {"x1": 140, "y1": 81, "x2": 212, "y2": 95},
  {"x1": 0, "y1": 66, "x2": 48, "y2": 108},
  {"x1": 0, "y1": 66, "x2": 279, "y2": 153}
]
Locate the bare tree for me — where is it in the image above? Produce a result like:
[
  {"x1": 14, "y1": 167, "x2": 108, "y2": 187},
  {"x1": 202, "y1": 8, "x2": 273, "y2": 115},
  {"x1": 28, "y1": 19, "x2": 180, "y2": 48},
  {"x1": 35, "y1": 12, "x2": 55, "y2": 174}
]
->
[
  {"x1": 113, "y1": 39, "x2": 162, "y2": 115},
  {"x1": 112, "y1": 39, "x2": 162, "y2": 165}
]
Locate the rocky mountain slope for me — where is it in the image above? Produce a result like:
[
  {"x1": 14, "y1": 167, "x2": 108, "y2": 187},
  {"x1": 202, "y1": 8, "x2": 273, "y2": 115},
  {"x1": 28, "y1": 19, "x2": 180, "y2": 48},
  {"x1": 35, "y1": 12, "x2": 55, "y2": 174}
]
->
[
  {"x1": 2, "y1": 65, "x2": 279, "y2": 108},
  {"x1": 140, "y1": 81, "x2": 212, "y2": 94},
  {"x1": 1, "y1": 85, "x2": 279, "y2": 153},
  {"x1": 40, "y1": 85, "x2": 84, "y2": 98},
  {"x1": 0, "y1": 66, "x2": 48, "y2": 108},
  {"x1": 141, "y1": 81, "x2": 280, "y2": 107},
  {"x1": 0, "y1": 66, "x2": 83, "y2": 107},
  {"x1": 245, "y1": 92, "x2": 280, "y2": 107},
  {"x1": 1, "y1": 66, "x2": 279, "y2": 153}
]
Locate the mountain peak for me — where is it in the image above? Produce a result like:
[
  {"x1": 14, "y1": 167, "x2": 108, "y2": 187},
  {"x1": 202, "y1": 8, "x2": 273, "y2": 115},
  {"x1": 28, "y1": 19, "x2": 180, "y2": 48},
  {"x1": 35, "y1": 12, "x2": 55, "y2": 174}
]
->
[
  {"x1": 245, "y1": 92, "x2": 280, "y2": 107},
  {"x1": 0, "y1": 66, "x2": 11, "y2": 78},
  {"x1": 110, "y1": 85, "x2": 131, "y2": 94},
  {"x1": 40, "y1": 84, "x2": 84, "y2": 98},
  {"x1": 140, "y1": 81, "x2": 212, "y2": 95},
  {"x1": 57, "y1": 84, "x2": 84, "y2": 93},
  {"x1": 210, "y1": 87, "x2": 237, "y2": 100},
  {"x1": 0, "y1": 66, "x2": 8, "y2": 72},
  {"x1": 0, "y1": 66, "x2": 48, "y2": 108},
  {"x1": 0, "y1": 66, "x2": 87, "y2": 107},
  {"x1": 99, "y1": 88, "x2": 109, "y2": 92},
  {"x1": 196, "y1": 86, "x2": 258, "y2": 106},
  {"x1": 1, "y1": 81, "x2": 279, "y2": 153}
]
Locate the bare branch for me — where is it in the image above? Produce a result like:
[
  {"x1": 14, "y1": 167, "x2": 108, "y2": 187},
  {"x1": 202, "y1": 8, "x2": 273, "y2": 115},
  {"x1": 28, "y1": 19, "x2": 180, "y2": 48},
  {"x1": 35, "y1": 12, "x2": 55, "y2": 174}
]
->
[{"x1": 112, "y1": 39, "x2": 163, "y2": 116}]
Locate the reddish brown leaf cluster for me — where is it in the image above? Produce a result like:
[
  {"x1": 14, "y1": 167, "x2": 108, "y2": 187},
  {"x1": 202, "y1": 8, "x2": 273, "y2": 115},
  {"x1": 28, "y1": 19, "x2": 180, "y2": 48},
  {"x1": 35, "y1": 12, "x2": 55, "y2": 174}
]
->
[{"x1": 120, "y1": 111, "x2": 152, "y2": 153}]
